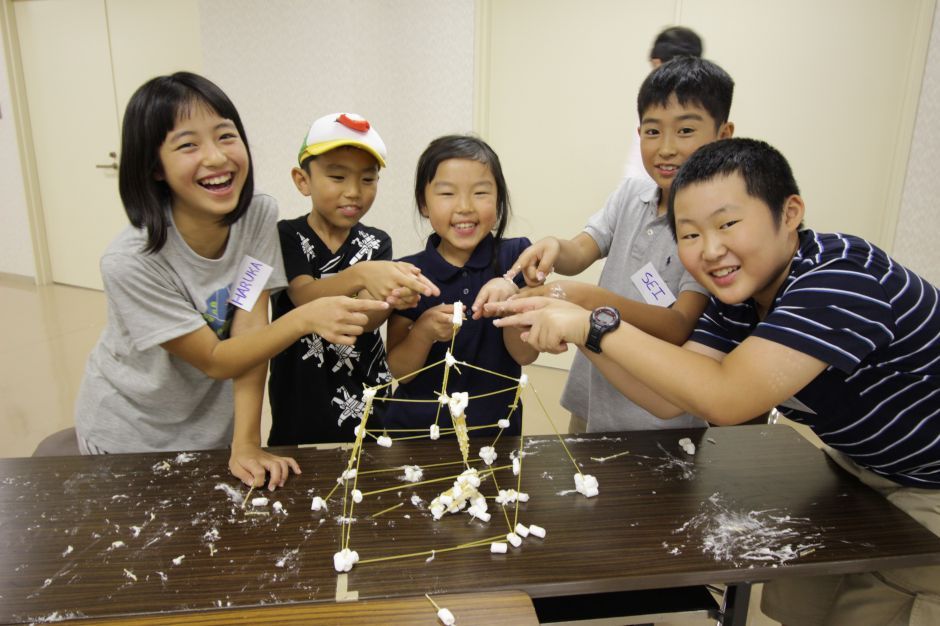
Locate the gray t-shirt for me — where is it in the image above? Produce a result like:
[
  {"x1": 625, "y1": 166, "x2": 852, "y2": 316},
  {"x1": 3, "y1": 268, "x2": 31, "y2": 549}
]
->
[
  {"x1": 74, "y1": 193, "x2": 287, "y2": 453},
  {"x1": 560, "y1": 177, "x2": 708, "y2": 432}
]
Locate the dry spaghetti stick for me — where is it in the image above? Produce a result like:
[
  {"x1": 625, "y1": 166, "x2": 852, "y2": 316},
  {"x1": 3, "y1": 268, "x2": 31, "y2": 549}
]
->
[
  {"x1": 371, "y1": 502, "x2": 404, "y2": 518},
  {"x1": 240, "y1": 484, "x2": 255, "y2": 509}
]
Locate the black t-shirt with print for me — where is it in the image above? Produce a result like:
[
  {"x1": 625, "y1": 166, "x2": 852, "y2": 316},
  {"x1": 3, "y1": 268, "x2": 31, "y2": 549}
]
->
[{"x1": 268, "y1": 215, "x2": 392, "y2": 445}]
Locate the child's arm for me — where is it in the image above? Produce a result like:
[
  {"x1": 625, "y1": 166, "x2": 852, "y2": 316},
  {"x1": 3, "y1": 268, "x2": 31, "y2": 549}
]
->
[
  {"x1": 385, "y1": 305, "x2": 456, "y2": 382},
  {"x1": 502, "y1": 326, "x2": 539, "y2": 366},
  {"x1": 517, "y1": 282, "x2": 708, "y2": 345},
  {"x1": 162, "y1": 295, "x2": 389, "y2": 380},
  {"x1": 286, "y1": 262, "x2": 438, "y2": 331},
  {"x1": 226, "y1": 291, "x2": 301, "y2": 490},
  {"x1": 510, "y1": 233, "x2": 602, "y2": 286},
  {"x1": 492, "y1": 297, "x2": 828, "y2": 425}
]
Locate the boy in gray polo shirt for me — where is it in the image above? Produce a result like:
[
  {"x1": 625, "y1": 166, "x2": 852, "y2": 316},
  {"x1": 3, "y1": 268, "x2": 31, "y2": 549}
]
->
[{"x1": 507, "y1": 57, "x2": 734, "y2": 432}]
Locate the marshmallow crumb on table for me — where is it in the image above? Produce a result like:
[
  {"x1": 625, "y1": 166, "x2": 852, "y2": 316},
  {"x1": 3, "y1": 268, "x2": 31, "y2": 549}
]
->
[
  {"x1": 250, "y1": 497, "x2": 269, "y2": 507},
  {"x1": 437, "y1": 607, "x2": 456, "y2": 625},
  {"x1": 678, "y1": 437, "x2": 696, "y2": 455},
  {"x1": 310, "y1": 496, "x2": 327, "y2": 511}
]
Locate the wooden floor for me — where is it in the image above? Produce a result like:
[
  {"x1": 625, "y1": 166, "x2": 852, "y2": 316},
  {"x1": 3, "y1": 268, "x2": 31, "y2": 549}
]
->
[{"x1": 0, "y1": 276, "x2": 783, "y2": 625}]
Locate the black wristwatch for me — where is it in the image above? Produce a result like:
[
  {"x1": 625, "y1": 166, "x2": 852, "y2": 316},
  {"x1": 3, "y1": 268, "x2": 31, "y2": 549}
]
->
[{"x1": 585, "y1": 306, "x2": 621, "y2": 353}]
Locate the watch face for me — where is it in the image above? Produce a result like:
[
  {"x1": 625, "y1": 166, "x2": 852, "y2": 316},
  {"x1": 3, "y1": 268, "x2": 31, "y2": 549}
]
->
[{"x1": 592, "y1": 307, "x2": 618, "y2": 327}]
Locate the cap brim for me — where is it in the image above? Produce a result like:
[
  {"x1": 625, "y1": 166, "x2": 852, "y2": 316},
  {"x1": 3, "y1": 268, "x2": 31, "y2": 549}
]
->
[{"x1": 298, "y1": 140, "x2": 386, "y2": 168}]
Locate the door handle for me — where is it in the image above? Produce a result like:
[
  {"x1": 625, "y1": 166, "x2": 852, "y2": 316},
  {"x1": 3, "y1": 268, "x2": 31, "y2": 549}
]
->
[{"x1": 96, "y1": 151, "x2": 118, "y2": 170}]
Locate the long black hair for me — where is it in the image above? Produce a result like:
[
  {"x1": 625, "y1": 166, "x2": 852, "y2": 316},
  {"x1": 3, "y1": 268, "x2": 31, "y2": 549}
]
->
[{"x1": 118, "y1": 72, "x2": 254, "y2": 253}]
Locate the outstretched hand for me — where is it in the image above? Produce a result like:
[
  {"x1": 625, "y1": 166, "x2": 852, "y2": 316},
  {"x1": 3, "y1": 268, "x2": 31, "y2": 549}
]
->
[
  {"x1": 297, "y1": 296, "x2": 390, "y2": 345},
  {"x1": 490, "y1": 297, "x2": 591, "y2": 354},
  {"x1": 506, "y1": 237, "x2": 559, "y2": 286},
  {"x1": 229, "y1": 443, "x2": 301, "y2": 491},
  {"x1": 471, "y1": 276, "x2": 519, "y2": 319},
  {"x1": 359, "y1": 261, "x2": 439, "y2": 307}
]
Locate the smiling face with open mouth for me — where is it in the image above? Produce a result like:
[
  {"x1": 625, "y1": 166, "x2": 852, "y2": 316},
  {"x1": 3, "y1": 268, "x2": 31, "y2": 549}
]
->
[
  {"x1": 674, "y1": 172, "x2": 803, "y2": 318},
  {"x1": 421, "y1": 158, "x2": 498, "y2": 267},
  {"x1": 158, "y1": 102, "x2": 249, "y2": 226}
]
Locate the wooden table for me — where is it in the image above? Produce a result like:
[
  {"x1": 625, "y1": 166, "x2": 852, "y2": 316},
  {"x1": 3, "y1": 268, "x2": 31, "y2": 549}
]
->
[{"x1": 2, "y1": 425, "x2": 939, "y2": 624}]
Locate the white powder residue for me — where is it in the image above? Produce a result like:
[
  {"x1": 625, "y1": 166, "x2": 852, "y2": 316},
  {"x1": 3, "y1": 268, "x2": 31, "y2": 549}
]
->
[
  {"x1": 172, "y1": 555, "x2": 185, "y2": 566},
  {"x1": 174, "y1": 452, "x2": 197, "y2": 464},
  {"x1": 275, "y1": 548, "x2": 299, "y2": 568},
  {"x1": 669, "y1": 492, "x2": 823, "y2": 566},
  {"x1": 213, "y1": 483, "x2": 243, "y2": 505},
  {"x1": 61, "y1": 545, "x2": 73, "y2": 557}
]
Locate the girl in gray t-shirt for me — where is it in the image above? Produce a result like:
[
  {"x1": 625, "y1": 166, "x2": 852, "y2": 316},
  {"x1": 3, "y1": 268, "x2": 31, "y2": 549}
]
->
[{"x1": 74, "y1": 73, "x2": 387, "y2": 491}]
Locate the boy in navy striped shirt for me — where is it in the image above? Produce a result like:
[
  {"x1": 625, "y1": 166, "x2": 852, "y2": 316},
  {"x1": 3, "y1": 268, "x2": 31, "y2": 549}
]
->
[{"x1": 493, "y1": 138, "x2": 940, "y2": 625}]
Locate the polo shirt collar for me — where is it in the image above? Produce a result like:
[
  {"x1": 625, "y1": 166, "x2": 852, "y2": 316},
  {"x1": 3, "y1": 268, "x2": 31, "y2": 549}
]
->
[{"x1": 421, "y1": 233, "x2": 495, "y2": 281}]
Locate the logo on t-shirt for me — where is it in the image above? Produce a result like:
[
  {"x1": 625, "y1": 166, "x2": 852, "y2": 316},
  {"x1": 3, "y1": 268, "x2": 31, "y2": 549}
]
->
[{"x1": 203, "y1": 286, "x2": 235, "y2": 338}]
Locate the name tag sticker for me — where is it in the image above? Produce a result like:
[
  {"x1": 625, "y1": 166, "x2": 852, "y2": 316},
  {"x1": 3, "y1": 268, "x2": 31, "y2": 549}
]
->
[
  {"x1": 630, "y1": 262, "x2": 676, "y2": 307},
  {"x1": 229, "y1": 256, "x2": 274, "y2": 312}
]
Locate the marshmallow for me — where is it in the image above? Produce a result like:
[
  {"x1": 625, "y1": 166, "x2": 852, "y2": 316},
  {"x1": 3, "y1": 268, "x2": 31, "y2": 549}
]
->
[
  {"x1": 273, "y1": 501, "x2": 284, "y2": 513},
  {"x1": 517, "y1": 491, "x2": 530, "y2": 502},
  {"x1": 468, "y1": 506, "x2": 491, "y2": 522},
  {"x1": 311, "y1": 496, "x2": 327, "y2": 511},
  {"x1": 512, "y1": 457, "x2": 521, "y2": 476},
  {"x1": 437, "y1": 607, "x2": 456, "y2": 625},
  {"x1": 352, "y1": 489, "x2": 363, "y2": 504},
  {"x1": 528, "y1": 524, "x2": 546, "y2": 538},
  {"x1": 250, "y1": 497, "x2": 269, "y2": 507},
  {"x1": 679, "y1": 437, "x2": 696, "y2": 455},
  {"x1": 448, "y1": 392, "x2": 469, "y2": 418},
  {"x1": 514, "y1": 523, "x2": 530, "y2": 538},
  {"x1": 518, "y1": 373, "x2": 529, "y2": 388},
  {"x1": 452, "y1": 301, "x2": 464, "y2": 327},
  {"x1": 490, "y1": 541, "x2": 508, "y2": 554},
  {"x1": 338, "y1": 468, "x2": 357, "y2": 482},
  {"x1": 440, "y1": 494, "x2": 453, "y2": 507},
  {"x1": 574, "y1": 473, "x2": 599, "y2": 498},
  {"x1": 376, "y1": 435, "x2": 393, "y2": 448},
  {"x1": 478, "y1": 445, "x2": 497, "y2": 465},
  {"x1": 437, "y1": 393, "x2": 449, "y2": 404},
  {"x1": 497, "y1": 418, "x2": 511, "y2": 429},
  {"x1": 506, "y1": 532, "x2": 522, "y2": 547},
  {"x1": 458, "y1": 468, "x2": 481, "y2": 488},
  {"x1": 354, "y1": 424, "x2": 363, "y2": 437},
  {"x1": 430, "y1": 503, "x2": 446, "y2": 520},
  {"x1": 445, "y1": 350, "x2": 458, "y2": 368},
  {"x1": 430, "y1": 424, "x2": 440, "y2": 440},
  {"x1": 403, "y1": 465, "x2": 424, "y2": 482},
  {"x1": 362, "y1": 387, "x2": 377, "y2": 400},
  {"x1": 332, "y1": 548, "x2": 359, "y2": 572}
]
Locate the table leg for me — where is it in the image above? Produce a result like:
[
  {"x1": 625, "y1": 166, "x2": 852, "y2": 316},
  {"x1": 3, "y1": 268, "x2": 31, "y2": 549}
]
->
[{"x1": 720, "y1": 582, "x2": 751, "y2": 626}]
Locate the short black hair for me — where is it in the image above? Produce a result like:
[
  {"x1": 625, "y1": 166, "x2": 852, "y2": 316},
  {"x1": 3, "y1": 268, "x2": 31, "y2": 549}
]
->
[
  {"x1": 414, "y1": 135, "x2": 512, "y2": 270},
  {"x1": 637, "y1": 57, "x2": 734, "y2": 127},
  {"x1": 650, "y1": 26, "x2": 703, "y2": 62},
  {"x1": 667, "y1": 138, "x2": 802, "y2": 236},
  {"x1": 119, "y1": 72, "x2": 254, "y2": 253}
]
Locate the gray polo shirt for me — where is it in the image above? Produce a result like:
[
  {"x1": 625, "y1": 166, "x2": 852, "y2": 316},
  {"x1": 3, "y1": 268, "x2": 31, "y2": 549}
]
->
[{"x1": 560, "y1": 176, "x2": 708, "y2": 432}]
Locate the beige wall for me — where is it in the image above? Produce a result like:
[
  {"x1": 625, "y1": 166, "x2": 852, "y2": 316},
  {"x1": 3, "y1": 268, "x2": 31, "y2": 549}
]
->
[
  {"x1": 198, "y1": 0, "x2": 476, "y2": 260},
  {"x1": 0, "y1": 8, "x2": 33, "y2": 278},
  {"x1": 895, "y1": 5, "x2": 940, "y2": 285},
  {"x1": 1, "y1": 0, "x2": 939, "y2": 288}
]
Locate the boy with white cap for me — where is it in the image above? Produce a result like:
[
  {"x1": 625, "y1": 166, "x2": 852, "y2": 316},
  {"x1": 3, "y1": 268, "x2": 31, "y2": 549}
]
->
[{"x1": 268, "y1": 113, "x2": 438, "y2": 445}]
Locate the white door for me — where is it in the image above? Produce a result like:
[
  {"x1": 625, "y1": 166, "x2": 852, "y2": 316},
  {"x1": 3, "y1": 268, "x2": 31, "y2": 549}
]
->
[{"x1": 14, "y1": 0, "x2": 203, "y2": 290}]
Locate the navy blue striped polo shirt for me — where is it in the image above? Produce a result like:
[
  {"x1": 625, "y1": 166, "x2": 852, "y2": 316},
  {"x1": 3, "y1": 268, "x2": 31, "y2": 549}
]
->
[{"x1": 692, "y1": 230, "x2": 940, "y2": 488}]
